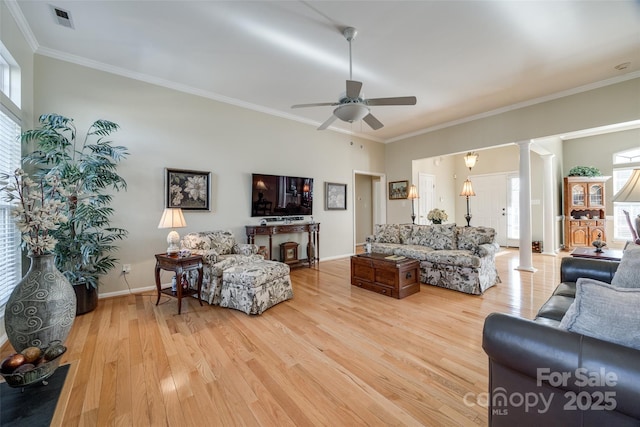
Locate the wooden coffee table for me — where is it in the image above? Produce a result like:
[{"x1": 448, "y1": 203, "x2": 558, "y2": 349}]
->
[
  {"x1": 570, "y1": 247, "x2": 624, "y2": 262},
  {"x1": 351, "y1": 253, "x2": 420, "y2": 299}
]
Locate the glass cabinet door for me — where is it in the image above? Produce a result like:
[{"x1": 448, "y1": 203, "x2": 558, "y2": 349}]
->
[
  {"x1": 589, "y1": 184, "x2": 603, "y2": 206},
  {"x1": 571, "y1": 184, "x2": 585, "y2": 206}
]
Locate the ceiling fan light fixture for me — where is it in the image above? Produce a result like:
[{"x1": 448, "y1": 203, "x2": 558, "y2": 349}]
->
[{"x1": 333, "y1": 103, "x2": 370, "y2": 123}]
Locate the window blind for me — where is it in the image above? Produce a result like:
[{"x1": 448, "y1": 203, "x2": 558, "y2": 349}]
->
[{"x1": 0, "y1": 108, "x2": 21, "y2": 310}]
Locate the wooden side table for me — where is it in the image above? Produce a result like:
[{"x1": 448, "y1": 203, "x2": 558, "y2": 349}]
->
[{"x1": 154, "y1": 253, "x2": 204, "y2": 314}]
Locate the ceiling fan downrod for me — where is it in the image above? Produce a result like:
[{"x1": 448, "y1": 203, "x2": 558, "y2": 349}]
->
[{"x1": 343, "y1": 27, "x2": 358, "y2": 81}]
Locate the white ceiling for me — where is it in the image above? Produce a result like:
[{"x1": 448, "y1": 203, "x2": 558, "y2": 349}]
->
[{"x1": 10, "y1": 0, "x2": 640, "y2": 142}]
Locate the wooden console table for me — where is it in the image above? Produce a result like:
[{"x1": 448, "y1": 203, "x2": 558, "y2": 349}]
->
[{"x1": 246, "y1": 222, "x2": 320, "y2": 268}]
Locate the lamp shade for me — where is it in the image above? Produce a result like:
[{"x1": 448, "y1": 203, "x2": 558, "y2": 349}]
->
[
  {"x1": 613, "y1": 169, "x2": 640, "y2": 203},
  {"x1": 333, "y1": 103, "x2": 370, "y2": 123},
  {"x1": 255, "y1": 179, "x2": 268, "y2": 191},
  {"x1": 464, "y1": 152, "x2": 479, "y2": 170},
  {"x1": 407, "y1": 185, "x2": 419, "y2": 200},
  {"x1": 460, "y1": 179, "x2": 476, "y2": 197},
  {"x1": 158, "y1": 208, "x2": 187, "y2": 229}
]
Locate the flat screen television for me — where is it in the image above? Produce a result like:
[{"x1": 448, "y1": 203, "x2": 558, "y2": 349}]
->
[{"x1": 251, "y1": 173, "x2": 313, "y2": 217}]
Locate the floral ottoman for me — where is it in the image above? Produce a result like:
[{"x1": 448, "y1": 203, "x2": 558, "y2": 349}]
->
[{"x1": 220, "y1": 260, "x2": 293, "y2": 315}]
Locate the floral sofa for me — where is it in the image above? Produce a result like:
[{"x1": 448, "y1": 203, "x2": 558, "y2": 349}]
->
[
  {"x1": 180, "y1": 230, "x2": 264, "y2": 305},
  {"x1": 367, "y1": 223, "x2": 500, "y2": 294}
]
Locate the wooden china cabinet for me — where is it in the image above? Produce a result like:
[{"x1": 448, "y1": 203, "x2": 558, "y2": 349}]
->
[{"x1": 563, "y1": 176, "x2": 610, "y2": 249}]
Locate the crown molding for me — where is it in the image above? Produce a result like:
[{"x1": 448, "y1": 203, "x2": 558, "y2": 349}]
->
[
  {"x1": 4, "y1": 0, "x2": 39, "y2": 52},
  {"x1": 386, "y1": 71, "x2": 640, "y2": 144}
]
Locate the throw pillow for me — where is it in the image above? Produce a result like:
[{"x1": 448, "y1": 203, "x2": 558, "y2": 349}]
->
[
  {"x1": 611, "y1": 243, "x2": 640, "y2": 288},
  {"x1": 374, "y1": 224, "x2": 400, "y2": 244},
  {"x1": 457, "y1": 226, "x2": 495, "y2": 251},
  {"x1": 559, "y1": 277, "x2": 640, "y2": 350},
  {"x1": 426, "y1": 223, "x2": 457, "y2": 250}
]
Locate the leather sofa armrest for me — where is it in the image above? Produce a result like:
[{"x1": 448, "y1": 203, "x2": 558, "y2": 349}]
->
[
  {"x1": 483, "y1": 313, "x2": 581, "y2": 386},
  {"x1": 483, "y1": 313, "x2": 640, "y2": 420},
  {"x1": 560, "y1": 257, "x2": 619, "y2": 284}
]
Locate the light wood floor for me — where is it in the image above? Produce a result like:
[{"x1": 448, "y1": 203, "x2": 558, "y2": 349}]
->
[{"x1": 2, "y1": 249, "x2": 567, "y2": 426}]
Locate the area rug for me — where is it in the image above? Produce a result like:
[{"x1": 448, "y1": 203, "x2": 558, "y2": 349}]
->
[{"x1": 0, "y1": 363, "x2": 70, "y2": 426}]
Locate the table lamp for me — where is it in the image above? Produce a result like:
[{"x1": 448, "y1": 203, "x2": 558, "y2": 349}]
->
[
  {"x1": 460, "y1": 179, "x2": 476, "y2": 227},
  {"x1": 255, "y1": 179, "x2": 268, "y2": 201},
  {"x1": 612, "y1": 168, "x2": 640, "y2": 241},
  {"x1": 158, "y1": 208, "x2": 187, "y2": 255},
  {"x1": 407, "y1": 184, "x2": 419, "y2": 224}
]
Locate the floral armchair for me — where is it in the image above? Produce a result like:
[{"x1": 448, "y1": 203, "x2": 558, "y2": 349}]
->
[{"x1": 180, "y1": 230, "x2": 263, "y2": 305}]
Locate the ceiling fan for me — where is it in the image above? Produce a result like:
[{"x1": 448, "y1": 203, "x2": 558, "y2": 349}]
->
[{"x1": 292, "y1": 27, "x2": 417, "y2": 131}]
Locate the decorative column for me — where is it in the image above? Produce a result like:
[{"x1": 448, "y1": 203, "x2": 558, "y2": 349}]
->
[
  {"x1": 541, "y1": 153, "x2": 556, "y2": 256},
  {"x1": 517, "y1": 140, "x2": 537, "y2": 272}
]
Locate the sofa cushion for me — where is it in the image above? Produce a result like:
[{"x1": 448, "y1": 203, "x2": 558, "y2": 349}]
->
[
  {"x1": 369, "y1": 242, "x2": 398, "y2": 255},
  {"x1": 423, "y1": 249, "x2": 480, "y2": 268},
  {"x1": 611, "y1": 243, "x2": 640, "y2": 288},
  {"x1": 393, "y1": 244, "x2": 434, "y2": 261},
  {"x1": 181, "y1": 232, "x2": 212, "y2": 250},
  {"x1": 552, "y1": 282, "x2": 576, "y2": 297},
  {"x1": 535, "y1": 295, "x2": 575, "y2": 322},
  {"x1": 373, "y1": 224, "x2": 400, "y2": 244},
  {"x1": 399, "y1": 225, "x2": 414, "y2": 244},
  {"x1": 559, "y1": 277, "x2": 640, "y2": 350},
  {"x1": 457, "y1": 226, "x2": 495, "y2": 251},
  {"x1": 408, "y1": 224, "x2": 457, "y2": 250},
  {"x1": 205, "y1": 230, "x2": 236, "y2": 255}
]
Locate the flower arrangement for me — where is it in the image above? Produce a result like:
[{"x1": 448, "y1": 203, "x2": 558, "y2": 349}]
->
[
  {"x1": 0, "y1": 168, "x2": 67, "y2": 256},
  {"x1": 427, "y1": 208, "x2": 448, "y2": 224}
]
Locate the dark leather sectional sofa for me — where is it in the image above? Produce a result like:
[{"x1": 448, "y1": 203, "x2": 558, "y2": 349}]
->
[{"x1": 482, "y1": 257, "x2": 640, "y2": 426}]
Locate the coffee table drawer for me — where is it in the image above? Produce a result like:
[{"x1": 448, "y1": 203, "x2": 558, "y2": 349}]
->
[{"x1": 352, "y1": 279, "x2": 395, "y2": 297}]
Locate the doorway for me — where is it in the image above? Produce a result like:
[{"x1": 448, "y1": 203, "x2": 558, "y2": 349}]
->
[
  {"x1": 470, "y1": 173, "x2": 519, "y2": 247},
  {"x1": 418, "y1": 173, "x2": 436, "y2": 225},
  {"x1": 353, "y1": 171, "x2": 386, "y2": 251}
]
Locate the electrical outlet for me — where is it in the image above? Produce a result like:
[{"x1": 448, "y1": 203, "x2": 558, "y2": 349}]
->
[{"x1": 122, "y1": 264, "x2": 132, "y2": 274}]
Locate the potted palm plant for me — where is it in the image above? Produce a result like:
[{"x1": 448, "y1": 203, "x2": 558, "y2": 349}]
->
[{"x1": 21, "y1": 114, "x2": 129, "y2": 314}]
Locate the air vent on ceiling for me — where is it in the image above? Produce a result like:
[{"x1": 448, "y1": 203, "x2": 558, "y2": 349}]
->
[{"x1": 51, "y1": 5, "x2": 74, "y2": 29}]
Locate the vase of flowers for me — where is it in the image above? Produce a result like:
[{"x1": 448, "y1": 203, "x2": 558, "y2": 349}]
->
[
  {"x1": 1, "y1": 169, "x2": 76, "y2": 352},
  {"x1": 427, "y1": 208, "x2": 448, "y2": 225}
]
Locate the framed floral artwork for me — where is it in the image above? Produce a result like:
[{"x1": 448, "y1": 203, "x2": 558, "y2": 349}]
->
[
  {"x1": 325, "y1": 182, "x2": 347, "y2": 210},
  {"x1": 389, "y1": 180, "x2": 409, "y2": 200},
  {"x1": 165, "y1": 168, "x2": 211, "y2": 210}
]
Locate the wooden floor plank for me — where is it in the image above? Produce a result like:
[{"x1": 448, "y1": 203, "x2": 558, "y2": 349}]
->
[{"x1": 1, "y1": 249, "x2": 572, "y2": 425}]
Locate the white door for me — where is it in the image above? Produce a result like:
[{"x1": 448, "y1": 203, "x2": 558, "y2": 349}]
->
[
  {"x1": 418, "y1": 173, "x2": 436, "y2": 225},
  {"x1": 469, "y1": 174, "x2": 514, "y2": 247}
]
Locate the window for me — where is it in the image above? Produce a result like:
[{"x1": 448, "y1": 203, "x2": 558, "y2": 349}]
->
[
  {"x1": 0, "y1": 42, "x2": 21, "y2": 108},
  {"x1": 612, "y1": 147, "x2": 640, "y2": 241},
  {"x1": 0, "y1": 108, "x2": 21, "y2": 311}
]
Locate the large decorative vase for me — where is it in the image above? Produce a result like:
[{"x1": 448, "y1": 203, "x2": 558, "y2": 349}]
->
[
  {"x1": 432, "y1": 220, "x2": 442, "y2": 224},
  {"x1": 4, "y1": 254, "x2": 76, "y2": 352}
]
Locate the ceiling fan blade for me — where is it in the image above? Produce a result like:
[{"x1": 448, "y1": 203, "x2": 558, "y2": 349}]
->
[
  {"x1": 363, "y1": 113, "x2": 384, "y2": 130},
  {"x1": 317, "y1": 115, "x2": 338, "y2": 130},
  {"x1": 366, "y1": 96, "x2": 417, "y2": 106},
  {"x1": 346, "y1": 80, "x2": 362, "y2": 99},
  {"x1": 292, "y1": 102, "x2": 338, "y2": 109}
]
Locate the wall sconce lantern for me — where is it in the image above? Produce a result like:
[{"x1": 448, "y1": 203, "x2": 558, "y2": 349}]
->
[{"x1": 464, "y1": 152, "x2": 479, "y2": 170}]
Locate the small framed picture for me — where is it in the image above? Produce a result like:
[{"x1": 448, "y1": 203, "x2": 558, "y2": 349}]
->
[
  {"x1": 325, "y1": 182, "x2": 347, "y2": 210},
  {"x1": 165, "y1": 168, "x2": 211, "y2": 210},
  {"x1": 389, "y1": 180, "x2": 409, "y2": 200}
]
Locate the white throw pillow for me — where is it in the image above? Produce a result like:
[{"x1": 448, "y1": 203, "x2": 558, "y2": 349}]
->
[
  {"x1": 611, "y1": 244, "x2": 640, "y2": 288},
  {"x1": 559, "y1": 277, "x2": 640, "y2": 350}
]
